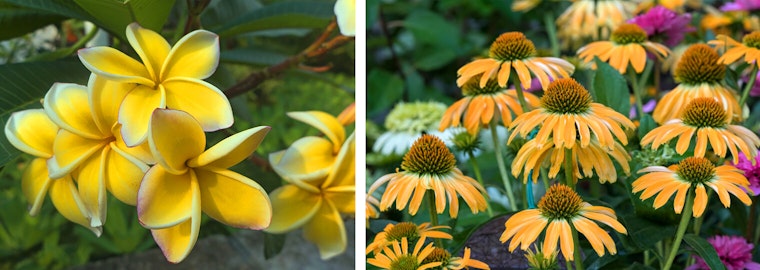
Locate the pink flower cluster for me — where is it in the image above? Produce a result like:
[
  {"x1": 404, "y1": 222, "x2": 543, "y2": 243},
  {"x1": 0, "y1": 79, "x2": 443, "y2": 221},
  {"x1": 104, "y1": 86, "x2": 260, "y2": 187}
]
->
[{"x1": 687, "y1": 235, "x2": 760, "y2": 270}]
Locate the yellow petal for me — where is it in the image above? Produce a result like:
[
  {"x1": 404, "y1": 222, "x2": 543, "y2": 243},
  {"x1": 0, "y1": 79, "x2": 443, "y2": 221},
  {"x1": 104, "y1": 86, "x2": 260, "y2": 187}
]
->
[
  {"x1": 334, "y1": 0, "x2": 355, "y2": 36},
  {"x1": 160, "y1": 30, "x2": 219, "y2": 80},
  {"x1": 196, "y1": 168, "x2": 271, "y2": 229},
  {"x1": 87, "y1": 75, "x2": 132, "y2": 134},
  {"x1": 105, "y1": 143, "x2": 149, "y2": 206},
  {"x1": 189, "y1": 126, "x2": 270, "y2": 169},
  {"x1": 77, "y1": 47, "x2": 154, "y2": 86},
  {"x1": 287, "y1": 111, "x2": 345, "y2": 153},
  {"x1": 322, "y1": 133, "x2": 355, "y2": 189},
  {"x1": 148, "y1": 109, "x2": 205, "y2": 174},
  {"x1": 151, "y1": 205, "x2": 201, "y2": 263},
  {"x1": 137, "y1": 166, "x2": 197, "y2": 229},
  {"x1": 49, "y1": 130, "x2": 108, "y2": 179},
  {"x1": 265, "y1": 184, "x2": 321, "y2": 233},
  {"x1": 325, "y1": 186, "x2": 355, "y2": 214},
  {"x1": 125, "y1": 23, "x2": 170, "y2": 81},
  {"x1": 21, "y1": 158, "x2": 52, "y2": 216},
  {"x1": 162, "y1": 78, "x2": 233, "y2": 131},
  {"x1": 43, "y1": 83, "x2": 103, "y2": 139},
  {"x1": 5, "y1": 109, "x2": 58, "y2": 158},
  {"x1": 269, "y1": 136, "x2": 335, "y2": 185},
  {"x1": 112, "y1": 124, "x2": 155, "y2": 165},
  {"x1": 303, "y1": 200, "x2": 346, "y2": 259},
  {"x1": 75, "y1": 149, "x2": 108, "y2": 227},
  {"x1": 119, "y1": 85, "x2": 166, "y2": 146},
  {"x1": 49, "y1": 175, "x2": 100, "y2": 236}
]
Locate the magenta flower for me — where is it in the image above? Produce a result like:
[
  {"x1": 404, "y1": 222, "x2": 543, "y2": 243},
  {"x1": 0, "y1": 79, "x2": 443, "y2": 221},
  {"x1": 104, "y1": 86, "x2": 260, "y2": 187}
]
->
[
  {"x1": 733, "y1": 149, "x2": 760, "y2": 196},
  {"x1": 628, "y1": 5, "x2": 695, "y2": 47},
  {"x1": 721, "y1": 0, "x2": 760, "y2": 11},
  {"x1": 687, "y1": 235, "x2": 760, "y2": 270}
]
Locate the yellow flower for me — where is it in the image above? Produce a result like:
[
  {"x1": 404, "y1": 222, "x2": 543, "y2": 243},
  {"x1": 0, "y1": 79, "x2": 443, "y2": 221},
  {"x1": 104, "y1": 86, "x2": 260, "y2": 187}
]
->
[
  {"x1": 577, "y1": 23, "x2": 670, "y2": 74},
  {"x1": 334, "y1": 0, "x2": 355, "y2": 36},
  {"x1": 642, "y1": 98, "x2": 760, "y2": 164},
  {"x1": 508, "y1": 78, "x2": 635, "y2": 150},
  {"x1": 710, "y1": 31, "x2": 760, "y2": 66},
  {"x1": 366, "y1": 222, "x2": 452, "y2": 255},
  {"x1": 653, "y1": 44, "x2": 741, "y2": 124},
  {"x1": 457, "y1": 32, "x2": 574, "y2": 89},
  {"x1": 369, "y1": 134, "x2": 487, "y2": 218},
  {"x1": 500, "y1": 185, "x2": 627, "y2": 261},
  {"x1": 558, "y1": 0, "x2": 636, "y2": 49},
  {"x1": 267, "y1": 111, "x2": 355, "y2": 259},
  {"x1": 439, "y1": 77, "x2": 540, "y2": 135},
  {"x1": 4, "y1": 109, "x2": 98, "y2": 235},
  {"x1": 42, "y1": 81, "x2": 152, "y2": 228},
  {"x1": 367, "y1": 236, "x2": 442, "y2": 270},
  {"x1": 511, "y1": 0, "x2": 543, "y2": 12},
  {"x1": 632, "y1": 157, "x2": 753, "y2": 217},
  {"x1": 139, "y1": 109, "x2": 272, "y2": 263},
  {"x1": 78, "y1": 23, "x2": 232, "y2": 146},
  {"x1": 421, "y1": 247, "x2": 491, "y2": 270}
]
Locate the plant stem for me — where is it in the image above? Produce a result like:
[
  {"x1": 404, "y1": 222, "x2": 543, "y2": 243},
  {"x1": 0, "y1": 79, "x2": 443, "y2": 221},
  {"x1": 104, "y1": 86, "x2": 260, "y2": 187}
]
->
[
  {"x1": 541, "y1": 167, "x2": 550, "y2": 190},
  {"x1": 426, "y1": 190, "x2": 444, "y2": 247},
  {"x1": 564, "y1": 148, "x2": 575, "y2": 189},
  {"x1": 467, "y1": 151, "x2": 493, "y2": 217},
  {"x1": 748, "y1": 196, "x2": 758, "y2": 243},
  {"x1": 543, "y1": 12, "x2": 560, "y2": 57},
  {"x1": 511, "y1": 71, "x2": 530, "y2": 112},
  {"x1": 663, "y1": 190, "x2": 694, "y2": 270},
  {"x1": 627, "y1": 68, "x2": 644, "y2": 119},
  {"x1": 571, "y1": 224, "x2": 584, "y2": 270},
  {"x1": 491, "y1": 121, "x2": 518, "y2": 211},
  {"x1": 740, "y1": 65, "x2": 759, "y2": 109}
]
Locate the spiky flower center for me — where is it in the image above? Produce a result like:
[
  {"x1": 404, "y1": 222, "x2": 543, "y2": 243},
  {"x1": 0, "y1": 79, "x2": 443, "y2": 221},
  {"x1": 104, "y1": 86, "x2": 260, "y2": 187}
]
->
[
  {"x1": 401, "y1": 134, "x2": 457, "y2": 175},
  {"x1": 611, "y1": 24, "x2": 647, "y2": 44},
  {"x1": 386, "y1": 222, "x2": 420, "y2": 242},
  {"x1": 681, "y1": 97, "x2": 727, "y2": 128},
  {"x1": 489, "y1": 32, "x2": 537, "y2": 61},
  {"x1": 391, "y1": 255, "x2": 420, "y2": 270},
  {"x1": 742, "y1": 31, "x2": 760, "y2": 49},
  {"x1": 421, "y1": 247, "x2": 451, "y2": 269},
  {"x1": 676, "y1": 157, "x2": 716, "y2": 184},
  {"x1": 461, "y1": 76, "x2": 504, "y2": 96},
  {"x1": 674, "y1": 44, "x2": 725, "y2": 85},
  {"x1": 541, "y1": 78, "x2": 592, "y2": 114},
  {"x1": 538, "y1": 184, "x2": 583, "y2": 220},
  {"x1": 451, "y1": 128, "x2": 481, "y2": 153}
]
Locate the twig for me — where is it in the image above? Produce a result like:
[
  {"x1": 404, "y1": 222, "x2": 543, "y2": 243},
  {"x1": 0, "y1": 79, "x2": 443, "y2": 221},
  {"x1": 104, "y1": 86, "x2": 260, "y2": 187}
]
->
[{"x1": 184, "y1": 0, "x2": 211, "y2": 34}]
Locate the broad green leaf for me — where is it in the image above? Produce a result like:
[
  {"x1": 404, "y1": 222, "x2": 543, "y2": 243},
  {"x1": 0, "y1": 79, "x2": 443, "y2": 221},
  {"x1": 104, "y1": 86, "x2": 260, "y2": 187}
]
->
[
  {"x1": 214, "y1": 1, "x2": 334, "y2": 37},
  {"x1": 637, "y1": 113, "x2": 656, "y2": 140},
  {"x1": 683, "y1": 234, "x2": 727, "y2": 270},
  {"x1": 201, "y1": 0, "x2": 263, "y2": 30},
  {"x1": 73, "y1": 0, "x2": 176, "y2": 41},
  {"x1": 0, "y1": 60, "x2": 90, "y2": 168},
  {"x1": 0, "y1": 3, "x2": 65, "y2": 40},
  {"x1": 592, "y1": 57, "x2": 631, "y2": 116},
  {"x1": 620, "y1": 214, "x2": 676, "y2": 250},
  {"x1": 404, "y1": 10, "x2": 460, "y2": 50},
  {"x1": 367, "y1": 69, "x2": 404, "y2": 117},
  {"x1": 3, "y1": 0, "x2": 93, "y2": 21},
  {"x1": 220, "y1": 49, "x2": 288, "y2": 66},
  {"x1": 264, "y1": 232, "x2": 286, "y2": 259}
]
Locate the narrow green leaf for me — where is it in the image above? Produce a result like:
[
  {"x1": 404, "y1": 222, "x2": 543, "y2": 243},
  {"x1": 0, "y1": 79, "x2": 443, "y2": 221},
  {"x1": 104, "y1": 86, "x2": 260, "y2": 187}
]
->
[
  {"x1": 220, "y1": 49, "x2": 288, "y2": 66},
  {"x1": 264, "y1": 232, "x2": 286, "y2": 259},
  {"x1": 0, "y1": 60, "x2": 90, "y2": 168},
  {"x1": 683, "y1": 234, "x2": 727, "y2": 270},
  {"x1": 367, "y1": 69, "x2": 404, "y2": 116},
  {"x1": 214, "y1": 1, "x2": 334, "y2": 37},
  {"x1": 0, "y1": 3, "x2": 65, "y2": 40},
  {"x1": 73, "y1": 0, "x2": 175, "y2": 40},
  {"x1": 592, "y1": 57, "x2": 631, "y2": 116}
]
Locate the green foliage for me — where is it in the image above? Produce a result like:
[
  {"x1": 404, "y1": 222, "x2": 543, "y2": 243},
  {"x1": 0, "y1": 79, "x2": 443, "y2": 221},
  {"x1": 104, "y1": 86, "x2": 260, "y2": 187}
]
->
[
  {"x1": 73, "y1": 0, "x2": 176, "y2": 40},
  {"x1": 213, "y1": 1, "x2": 335, "y2": 37},
  {"x1": 591, "y1": 58, "x2": 631, "y2": 116},
  {"x1": 683, "y1": 234, "x2": 727, "y2": 270}
]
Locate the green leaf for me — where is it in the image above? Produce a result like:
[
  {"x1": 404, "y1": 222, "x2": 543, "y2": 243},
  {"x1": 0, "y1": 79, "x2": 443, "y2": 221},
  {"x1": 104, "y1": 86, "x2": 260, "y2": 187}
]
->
[
  {"x1": 0, "y1": 3, "x2": 65, "y2": 40},
  {"x1": 620, "y1": 214, "x2": 677, "y2": 250},
  {"x1": 404, "y1": 10, "x2": 460, "y2": 50},
  {"x1": 3, "y1": 0, "x2": 93, "y2": 21},
  {"x1": 73, "y1": 0, "x2": 176, "y2": 40},
  {"x1": 214, "y1": 1, "x2": 334, "y2": 37},
  {"x1": 220, "y1": 49, "x2": 288, "y2": 66},
  {"x1": 683, "y1": 234, "x2": 727, "y2": 270},
  {"x1": 264, "y1": 232, "x2": 286, "y2": 259},
  {"x1": 591, "y1": 57, "x2": 631, "y2": 116},
  {"x1": 0, "y1": 60, "x2": 90, "y2": 168},
  {"x1": 637, "y1": 113, "x2": 657, "y2": 140},
  {"x1": 367, "y1": 69, "x2": 404, "y2": 116}
]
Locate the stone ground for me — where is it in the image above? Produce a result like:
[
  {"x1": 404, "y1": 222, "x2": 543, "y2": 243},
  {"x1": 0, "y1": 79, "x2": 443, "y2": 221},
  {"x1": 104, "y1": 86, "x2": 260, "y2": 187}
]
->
[{"x1": 71, "y1": 220, "x2": 355, "y2": 270}]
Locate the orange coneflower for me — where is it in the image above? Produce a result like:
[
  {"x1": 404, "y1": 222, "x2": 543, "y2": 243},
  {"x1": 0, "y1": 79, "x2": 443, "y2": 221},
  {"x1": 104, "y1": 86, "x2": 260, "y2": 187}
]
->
[
  {"x1": 711, "y1": 31, "x2": 760, "y2": 65},
  {"x1": 653, "y1": 44, "x2": 741, "y2": 124},
  {"x1": 439, "y1": 77, "x2": 540, "y2": 135},
  {"x1": 457, "y1": 32, "x2": 575, "y2": 89},
  {"x1": 577, "y1": 23, "x2": 670, "y2": 74},
  {"x1": 366, "y1": 222, "x2": 453, "y2": 255},
  {"x1": 633, "y1": 157, "x2": 753, "y2": 217},
  {"x1": 367, "y1": 193, "x2": 381, "y2": 222},
  {"x1": 642, "y1": 98, "x2": 760, "y2": 164},
  {"x1": 500, "y1": 184, "x2": 628, "y2": 261},
  {"x1": 508, "y1": 78, "x2": 635, "y2": 150},
  {"x1": 367, "y1": 236, "x2": 441, "y2": 270},
  {"x1": 557, "y1": 0, "x2": 637, "y2": 49},
  {"x1": 421, "y1": 247, "x2": 490, "y2": 270},
  {"x1": 368, "y1": 134, "x2": 488, "y2": 218}
]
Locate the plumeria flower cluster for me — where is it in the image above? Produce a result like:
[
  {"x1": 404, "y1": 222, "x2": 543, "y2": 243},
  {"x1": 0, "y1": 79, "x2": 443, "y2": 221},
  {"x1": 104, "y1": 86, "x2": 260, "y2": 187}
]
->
[{"x1": 5, "y1": 23, "x2": 274, "y2": 263}]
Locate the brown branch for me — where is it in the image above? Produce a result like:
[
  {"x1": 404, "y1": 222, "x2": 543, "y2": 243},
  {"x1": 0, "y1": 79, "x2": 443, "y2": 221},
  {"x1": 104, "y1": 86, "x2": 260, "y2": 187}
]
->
[
  {"x1": 223, "y1": 20, "x2": 354, "y2": 99},
  {"x1": 184, "y1": 0, "x2": 211, "y2": 34}
]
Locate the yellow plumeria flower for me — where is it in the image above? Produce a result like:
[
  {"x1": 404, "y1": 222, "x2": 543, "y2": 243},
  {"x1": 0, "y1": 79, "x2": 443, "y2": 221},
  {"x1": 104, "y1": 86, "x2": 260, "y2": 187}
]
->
[
  {"x1": 43, "y1": 79, "x2": 152, "y2": 228},
  {"x1": 138, "y1": 109, "x2": 272, "y2": 263},
  {"x1": 334, "y1": 0, "x2": 355, "y2": 36},
  {"x1": 5, "y1": 109, "x2": 98, "y2": 235},
  {"x1": 78, "y1": 23, "x2": 232, "y2": 147},
  {"x1": 267, "y1": 111, "x2": 355, "y2": 260}
]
